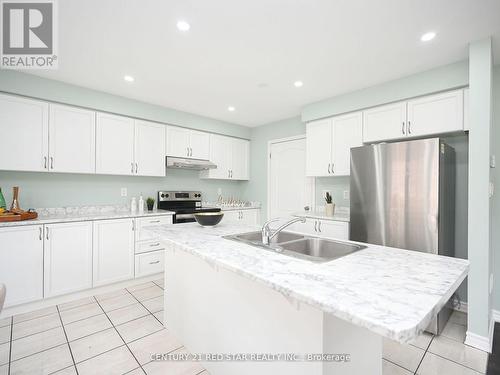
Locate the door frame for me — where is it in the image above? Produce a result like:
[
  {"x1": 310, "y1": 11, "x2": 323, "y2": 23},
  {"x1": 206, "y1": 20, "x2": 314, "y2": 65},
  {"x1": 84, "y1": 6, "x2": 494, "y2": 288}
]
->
[{"x1": 267, "y1": 135, "x2": 316, "y2": 220}]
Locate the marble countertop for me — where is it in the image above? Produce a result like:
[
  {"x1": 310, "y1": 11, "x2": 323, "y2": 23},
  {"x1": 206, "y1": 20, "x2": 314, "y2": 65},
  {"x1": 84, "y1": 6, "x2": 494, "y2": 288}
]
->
[
  {"x1": 146, "y1": 222, "x2": 468, "y2": 343},
  {"x1": 0, "y1": 206, "x2": 174, "y2": 228}
]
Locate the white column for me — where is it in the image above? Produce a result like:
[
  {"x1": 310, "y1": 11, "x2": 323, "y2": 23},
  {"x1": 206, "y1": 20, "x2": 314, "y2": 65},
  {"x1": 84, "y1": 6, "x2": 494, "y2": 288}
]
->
[{"x1": 466, "y1": 37, "x2": 493, "y2": 352}]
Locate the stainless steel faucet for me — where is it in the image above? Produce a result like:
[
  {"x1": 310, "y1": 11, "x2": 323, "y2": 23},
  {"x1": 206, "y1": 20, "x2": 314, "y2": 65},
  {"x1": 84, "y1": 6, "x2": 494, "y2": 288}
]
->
[{"x1": 261, "y1": 216, "x2": 306, "y2": 245}]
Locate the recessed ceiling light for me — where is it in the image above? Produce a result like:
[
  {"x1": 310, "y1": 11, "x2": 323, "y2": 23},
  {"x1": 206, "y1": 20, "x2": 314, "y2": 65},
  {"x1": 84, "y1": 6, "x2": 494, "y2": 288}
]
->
[
  {"x1": 227, "y1": 106, "x2": 235, "y2": 112},
  {"x1": 420, "y1": 32, "x2": 436, "y2": 42},
  {"x1": 177, "y1": 20, "x2": 190, "y2": 31},
  {"x1": 294, "y1": 81, "x2": 303, "y2": 87},
  {"x1": 123, "y1": 75, "x2": 134, "y2": 82}
]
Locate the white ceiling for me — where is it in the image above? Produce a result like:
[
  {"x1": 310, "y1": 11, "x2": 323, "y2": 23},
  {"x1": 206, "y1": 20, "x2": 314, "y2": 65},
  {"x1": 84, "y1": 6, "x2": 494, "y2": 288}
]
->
[{"x1": 29, "y1": 0, "x2": 500, "y2": 127}]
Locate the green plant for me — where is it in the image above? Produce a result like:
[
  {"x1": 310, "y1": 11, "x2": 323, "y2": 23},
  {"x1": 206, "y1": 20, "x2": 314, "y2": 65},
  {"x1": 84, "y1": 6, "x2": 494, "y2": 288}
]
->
[
  {"x1": 325, "y1": 192, "x2": 332, "y2": 204},
  {"x1": 146, "y1": 197, "x2": 155, "y2": 206}
]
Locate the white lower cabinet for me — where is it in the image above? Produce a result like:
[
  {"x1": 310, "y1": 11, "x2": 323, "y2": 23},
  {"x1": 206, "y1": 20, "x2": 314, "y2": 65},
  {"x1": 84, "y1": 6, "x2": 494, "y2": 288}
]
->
[
  {"x1": 44, "y1": 222, "x2": 93, "y2": 298},
  {"x1": 93, "y1": 218, "x2": 135, "y2": 286},
  {"x1": 290, "y1": 218, "x2": 349, "y2": 240},
  {"x1": 135, "y1": 216, "x2": 173, "y2": 242},
  {"x1": 0, "y1": 226, "x2": 44, "y2": 308},
  {"x1": 223, "y1": 209, "x2": 260, "y2": 225},
  {"x1": 135, "y1": 250, "x2": 165, "y2": 277}
]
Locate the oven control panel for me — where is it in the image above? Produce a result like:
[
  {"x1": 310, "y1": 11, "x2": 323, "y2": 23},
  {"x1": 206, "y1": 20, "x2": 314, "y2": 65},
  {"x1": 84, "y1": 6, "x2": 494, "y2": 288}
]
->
[{"x1": 158, "y1": 191, "x2": 202, "y2": 201}]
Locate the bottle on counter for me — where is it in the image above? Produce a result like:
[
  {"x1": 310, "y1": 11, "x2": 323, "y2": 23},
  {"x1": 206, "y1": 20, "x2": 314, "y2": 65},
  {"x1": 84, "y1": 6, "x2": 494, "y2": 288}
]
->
[
  {"x1": 0, "y1": 188, "x2": 6, "y2": 212},
  {"x1": 138, "y1": 195, "x2": 144, "y2": 213},
  {"x1": 131, "y1": 197, "x2": 137, "y2": 213}
]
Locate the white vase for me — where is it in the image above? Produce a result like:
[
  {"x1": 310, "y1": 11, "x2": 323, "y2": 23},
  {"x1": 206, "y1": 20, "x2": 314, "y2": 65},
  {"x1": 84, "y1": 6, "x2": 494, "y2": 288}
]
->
[{"x1": 325, "y1": 203, "x2": 335, "y2": 217}]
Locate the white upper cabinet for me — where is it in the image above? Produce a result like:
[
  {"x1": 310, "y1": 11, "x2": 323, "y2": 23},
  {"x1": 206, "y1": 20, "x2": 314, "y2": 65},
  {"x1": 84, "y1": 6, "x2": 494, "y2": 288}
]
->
[
  {"x1": 0, "y1": 225, "x2": 44, "y2": 307},
  {"x1": 463, "y1": 88, "x2": 469, "y2": 131},
  {"x1": 93, "y1": 218, "x2": 135, "y2": 286},
  {"x1": 96, "y1": 112, "x2": 135, "y2": 175},
  {"x1": 44, "y1": 222, "x2": 93, "y2": 298},
  {"x1": 0, "y1": 94, "x2": 49, "y2": 172},
  {"x1": 362, "y1": 89, "x2": 465, "y2": 143},
  {"x1": 306, "y1": 119, "x2": 332, "y2": 177},
  {"x1": 306, "y1": 112, "x2": 362, "y2": 176},
  {"x1": 407, "y1": 90, "x2": 463, "y2": 137},
  {"x1": 332, "y1": 112, "x2": 363, "y2": 175},
  {"x1": 134, "y1": 120, "x2": 166, "y2": 177},
  {"x1": 166, "y1": 126, "x2": 210, "y2": 160},
  {"x1": 362, "y1": 102, "x2": 407, "y2": 143},
  {"x1": 49, "y1": 104, "x2": 96, "y2": 174},
  {"x1": 200, "y1": 134, "x2": 250, "y2": 180}
]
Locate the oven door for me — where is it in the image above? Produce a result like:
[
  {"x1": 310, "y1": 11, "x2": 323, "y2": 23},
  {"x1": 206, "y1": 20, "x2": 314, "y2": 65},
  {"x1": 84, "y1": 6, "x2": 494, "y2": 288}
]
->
[{"x1": 174, "y1": 213, "x2": 196, "y2": 224}]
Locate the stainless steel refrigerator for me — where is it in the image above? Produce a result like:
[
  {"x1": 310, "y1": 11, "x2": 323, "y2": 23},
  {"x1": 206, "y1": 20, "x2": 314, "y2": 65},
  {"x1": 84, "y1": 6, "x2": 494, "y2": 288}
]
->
[{"x1": 350, "y1": 138, "x2": 456, "y2": 334}]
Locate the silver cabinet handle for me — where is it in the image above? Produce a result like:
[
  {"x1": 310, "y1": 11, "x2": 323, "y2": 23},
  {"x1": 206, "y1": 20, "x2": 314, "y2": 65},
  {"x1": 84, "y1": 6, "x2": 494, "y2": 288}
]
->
[
  {"x1": 231, "y1": 170, "x2": 233, "y2": 178},
  {"x1": 150, "y1": 242, "x2": 160, "y2": 247},
  {"x1": 328, "y1": 163, "x2": 331, "y2": 174},
  {"x1": 228, "y1": 170, "x2": 231, "y2": 178},
  {"x1": 318, "y1": 220, "x2": 322, "y2": 232},
  {"x1": 132, "y1": 220, "x2": 135, "y2": 231},
  {"x1": 45, "y1": 227, "x2": 49, "y2": 240},
  {"x1": 39, "y1": 227, "x2": 42, "y2": 240},
  {"x1": 44, "y1": 156, "x2": 47, "y2": 169},
  {"x1": 149, "y1": 220, "x2": 160, "y2": 223},
  {"x1": 187, "y1": 147, "x2": 190, "y2": 156},
  {"x1": 149, "y1": 260, "x2": 160, "y2": 265},
  {"x1": 190, "y1": 147, "x2": 193, "y2": 156},
  {"x1": 407, "y1": 121, "x2": 411, "y2": 134},
  {"x1": 135, "y1": 163, "x2": 138, "y2": 173},
  {"x1": 50, "y1": 157, "x2": 54, "y2": 169},
  {"x1": 402, "y1": 122, "x2": 405, "y2": 135},
  {"x1": 314, "y1": 220, "x2": 317, "y2": 232},
  {"x1": 131, "y1": 162, "x2": 134, "y2": 173},
  {"x1": 331, "y1": 163, "x2": 334, "y2": 175}
]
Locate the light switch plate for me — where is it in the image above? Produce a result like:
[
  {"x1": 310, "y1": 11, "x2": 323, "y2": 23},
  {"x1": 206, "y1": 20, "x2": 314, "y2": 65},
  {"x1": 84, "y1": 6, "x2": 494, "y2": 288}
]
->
[
  {"x1": 343, "y1": 190, "x2": 349, "y2": 200},
  {"x1": 490, "y1": 155, "x2": 496, "y2": 168},
  {"x1": 121, "y1": 188, "x2": 127, "y2": 197}
]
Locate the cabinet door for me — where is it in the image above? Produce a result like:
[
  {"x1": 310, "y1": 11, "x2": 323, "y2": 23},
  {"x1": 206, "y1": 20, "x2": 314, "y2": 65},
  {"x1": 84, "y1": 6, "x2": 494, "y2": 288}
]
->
[
  {"x1": 306, "y1": 119, "x2": 332, "y2": 176},
  {"x1": 362, "y1": 102, "x2": 407, "y2": 143},
  {"x1": 135, "y1": 215, "x2": 172, "y2": 242},
  {"x1": 332, "y1": 112, "x2": 363, "y2": 176},
  {"x1": 222, "y1": 210, "x2": 240, "y2": 224},
  {"x1": 44, "y1": 222, "x2": 93, "y2": 298},
  {"x1": 288, "y1": 219, "x2": 316, "y2": 236},
  {"x1": 93, "y1": 218, "x2": 135, "y2": 286},
  {"x1": 201, "y1": 134, "x2": 231, "y2": 179},
  {"x1": 0, "y1": 225, "x2": 43, "y2": 307},
  {"x1": 240, "y1": 209, "x2": 259, "y2": 225},
  {"x1": 189, "y1": 130, "x2": 210, "y2": 160},
  {"x1": 96, "y1": 113, "x2": 135, "y2": 175},
  {"x1": 0, "y1": 94, "x2": 49, "y2": 172},
  {"x1": 407, "y1": 90, "x2": 464, "y2": 137},
  {"x1": 317, "y1": 220, "x2": 349, "y2": 240},
  {"x1": 49, "y1": 104, "x2": 96, "y2": 174},
  {"x1": 134, "y1": 120, "x2": 166, "y2": 177},
  {"x1": 166, "y1": 126, "x2": 190, "y2": 158},
  {"x1": 231, "y1": 139, "x2": 250, "y2": 180}
]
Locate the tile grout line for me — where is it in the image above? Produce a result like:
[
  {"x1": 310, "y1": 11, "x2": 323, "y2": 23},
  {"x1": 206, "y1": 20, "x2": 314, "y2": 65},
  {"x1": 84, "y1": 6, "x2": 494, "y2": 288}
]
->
[
  {"x1": 125, "y1": 288, "x2": 164, "y2": 325},
  {"x1": 56, "y1": 305, "x2": 80, "y2": 375},
  {"x1": 413, "y1": 335, "x2": 434, "y2": 374},
  {"x1": 425, "y1": 350, "x2": 487, "y2": 374},
  {"x1": 94, "y1": 296, "x2": 145, "y2": 373}
]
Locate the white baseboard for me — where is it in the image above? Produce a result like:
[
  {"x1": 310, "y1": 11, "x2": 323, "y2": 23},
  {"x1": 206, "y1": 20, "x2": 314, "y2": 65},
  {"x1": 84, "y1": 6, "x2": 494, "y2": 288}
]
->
[{"x1": 465, "y1": 331, "x2": 492, "y2": 353}]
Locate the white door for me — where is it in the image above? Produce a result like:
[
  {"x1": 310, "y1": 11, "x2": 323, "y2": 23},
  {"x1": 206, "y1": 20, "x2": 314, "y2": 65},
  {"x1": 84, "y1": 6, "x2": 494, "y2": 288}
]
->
[
  {"x1": 44, "y1": 222, "x2": 93, "y2": 297},
  {"x1": 134, "y1": 120, "x2": 166, "y2": 177},
  {"x1": 0, "y1": 94, "x2": 49, "y2": 172},
  {"x1": 0, "y1": 225, "x2": 44, "y2": 307},
  {"x1": 49, "y1": 104, "x2": 96, "y2": 174},
  {"x1": 231, "y1": 138, "x2": 249, "y2": 180},
  {"x1": 407, "y1": 90, "x2": 464, "y2": 137},
  {"x1": 189, "y1": 130, "x2": 210, "y2": 160},
  {"x1": 332, "y1": 112, "x2": 363, "y2": 176},
  {"x1": 201, "y1": 134, "x2": 231, "y2": 179},
  {"x1": 269, "y1": 137, "x2": 314, "y2": 220},
  {"x1": 362, "y1": 102, "x2": 407, "y2": 143},
  {"x1": 306, "y1": 119, "x2": 332, "y2": 176},
  {"x1": 166, "y1": 126, "x2": 190, "y2": 158},
  {"x1": 96, "y1": 113, "x2": 135, "y2": 175},
  {"x1": 93, "y1": 218, "x2": 135, "y2": 286}
]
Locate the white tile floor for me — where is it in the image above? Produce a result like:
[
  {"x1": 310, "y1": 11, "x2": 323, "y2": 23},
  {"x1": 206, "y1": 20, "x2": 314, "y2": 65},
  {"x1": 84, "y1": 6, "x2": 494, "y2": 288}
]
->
[{"x1": 0, "y1": 278, "x2": 489, "y2": 375}]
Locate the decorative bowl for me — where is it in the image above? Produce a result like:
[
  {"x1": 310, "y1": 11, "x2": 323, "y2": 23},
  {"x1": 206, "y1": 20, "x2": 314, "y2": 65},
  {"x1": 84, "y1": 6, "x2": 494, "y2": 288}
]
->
[{"x1": 194, "y1": 212, "x2": 224, "y2": 226}]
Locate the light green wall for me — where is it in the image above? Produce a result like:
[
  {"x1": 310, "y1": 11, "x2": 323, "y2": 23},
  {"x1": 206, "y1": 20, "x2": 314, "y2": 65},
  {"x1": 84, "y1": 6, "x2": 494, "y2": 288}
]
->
[
  {"x1": 0, "y1": 70, "x2": 250, "y2": 139},
  {"x1": 0, "y1": 71, "x2": 249, "y2": 208},
  {"x1": 491, "y1": 65, "x2": 500, "y2": 311},
  {"x1": 302, "y1": 60, "x2": 469, "y2": 122}
]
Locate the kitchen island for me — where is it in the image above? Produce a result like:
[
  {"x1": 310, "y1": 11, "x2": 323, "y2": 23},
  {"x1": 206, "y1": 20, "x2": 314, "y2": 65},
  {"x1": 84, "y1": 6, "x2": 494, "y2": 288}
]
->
[{"x1": 147, "y1": 222, "x2": 469, "y2": 375}]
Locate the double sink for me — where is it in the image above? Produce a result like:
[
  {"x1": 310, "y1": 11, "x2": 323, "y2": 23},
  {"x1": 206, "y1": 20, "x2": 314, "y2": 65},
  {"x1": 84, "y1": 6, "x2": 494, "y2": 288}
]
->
[{"x1": 223, "y1": 231, "x2": 366, "y2": 263}]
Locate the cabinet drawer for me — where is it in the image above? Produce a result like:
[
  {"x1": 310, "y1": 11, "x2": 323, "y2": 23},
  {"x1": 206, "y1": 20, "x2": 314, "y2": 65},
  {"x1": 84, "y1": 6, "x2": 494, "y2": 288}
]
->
[
  {"x1": 135, "y1": 216, "x2": 172, "y2": 241},
  {"x1": 135, "y1": 250, "x2": 165, "y2": 277},
  {"x1": 135, "y1": 239, "x2": 166, "y2": 254}
]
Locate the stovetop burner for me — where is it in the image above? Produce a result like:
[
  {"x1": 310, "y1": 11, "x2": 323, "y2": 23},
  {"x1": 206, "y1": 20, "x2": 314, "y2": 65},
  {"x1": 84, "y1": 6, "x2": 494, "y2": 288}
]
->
[{"x1": 157, "y1": 191, "x2": 220, "y2": 224}]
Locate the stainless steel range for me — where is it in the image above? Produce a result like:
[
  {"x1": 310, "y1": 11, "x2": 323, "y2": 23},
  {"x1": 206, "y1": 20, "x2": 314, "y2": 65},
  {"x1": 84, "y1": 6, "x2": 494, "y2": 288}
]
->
[{"x1": 157, "y1": 191, "x2": 221, "y2": 224}]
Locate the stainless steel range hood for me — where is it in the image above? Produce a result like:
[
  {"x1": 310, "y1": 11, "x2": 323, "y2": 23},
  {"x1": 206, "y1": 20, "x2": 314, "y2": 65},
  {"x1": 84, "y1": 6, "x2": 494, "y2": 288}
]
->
[{"x1": 166, "y1": 156, "x2": 217, "y2": 171}]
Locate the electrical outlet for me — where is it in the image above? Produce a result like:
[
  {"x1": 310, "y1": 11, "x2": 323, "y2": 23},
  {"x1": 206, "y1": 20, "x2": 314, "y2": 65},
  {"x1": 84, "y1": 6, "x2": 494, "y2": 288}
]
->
[
  {"x1": 121, "y1": 188, "x2": 127, "y2": 197},
  {"x1": 491, "y1": 155, "x2": 496, "y2": 168},
  {"x1": 343, "y1": 190, "x2": 349, "y2": 200}
]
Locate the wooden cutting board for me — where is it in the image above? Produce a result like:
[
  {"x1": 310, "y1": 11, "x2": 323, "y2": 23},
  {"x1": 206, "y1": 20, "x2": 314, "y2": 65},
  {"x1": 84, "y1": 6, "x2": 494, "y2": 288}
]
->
[{"x1": 0, "y1": 211, "x2": 38, "y2": 222}]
